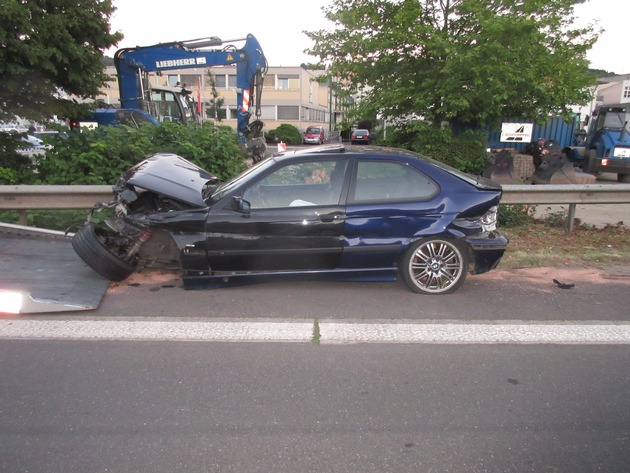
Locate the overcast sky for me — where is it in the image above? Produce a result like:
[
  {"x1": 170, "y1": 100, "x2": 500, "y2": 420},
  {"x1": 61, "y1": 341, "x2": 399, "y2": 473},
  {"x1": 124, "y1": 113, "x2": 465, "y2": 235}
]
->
[{"x1": 108, "y1": 0, "x2": 628, "y2": 74}]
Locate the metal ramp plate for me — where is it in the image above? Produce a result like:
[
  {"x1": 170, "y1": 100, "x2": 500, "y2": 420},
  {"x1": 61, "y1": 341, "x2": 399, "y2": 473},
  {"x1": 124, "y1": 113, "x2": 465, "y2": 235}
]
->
[{"x1": 0, "y1": 226, "x2": 110, "y2": 314}]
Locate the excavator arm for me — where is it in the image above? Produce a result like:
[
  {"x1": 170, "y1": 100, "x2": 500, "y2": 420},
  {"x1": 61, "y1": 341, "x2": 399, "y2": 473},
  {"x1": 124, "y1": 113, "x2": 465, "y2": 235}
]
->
[{"x1": 113, "y1": 34, "x2": 268, "y2": 160}]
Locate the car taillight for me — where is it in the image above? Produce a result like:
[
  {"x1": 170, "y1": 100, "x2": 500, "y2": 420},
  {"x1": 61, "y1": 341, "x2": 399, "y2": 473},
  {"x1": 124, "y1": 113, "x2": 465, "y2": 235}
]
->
[{"x1": 480, "y1": 206, "x2": 498, "y2": 232}]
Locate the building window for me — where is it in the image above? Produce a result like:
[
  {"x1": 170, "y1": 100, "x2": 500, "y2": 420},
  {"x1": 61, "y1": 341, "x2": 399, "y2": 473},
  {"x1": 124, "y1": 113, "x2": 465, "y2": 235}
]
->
[
  {"x1": 206, "y1": 106, "x2": 226, "y2": 120},
  {"x1": 227, "y1": 106, "x2": 239, "y2": 120},
  {"x1": 228, "y1": 75, "x2": 237, "y2": 88},
  {"x1": 277, "y1": 77, "x2": 289, "y2": 90},
  {"x1": 302, "y1": 107, "x2": 325, "y2": 123},
  {"x1": 277, "y1": 106, "x2": 299, "y2": 120},
  {"x1": 624, "y1": 86, "x2": 630, "y2": 99},
  {"x1": 277, "y1": 75, "x2": 299, "y2": 90},
  {"x1": 180, "y1": 75, "x2": 201, "y2": 88},
  {"x1": 214, "y1": 75, "x2": 227, "y2": 88},
  {"x1": 264, "y1": 75, "x2": 276, "y2": 88},
  {"x1": 260, "y1": 106, "x2": 275, "y2": 120},
  {"x1": 166, "y1": 74, "x2": 201, "y2": 88}
]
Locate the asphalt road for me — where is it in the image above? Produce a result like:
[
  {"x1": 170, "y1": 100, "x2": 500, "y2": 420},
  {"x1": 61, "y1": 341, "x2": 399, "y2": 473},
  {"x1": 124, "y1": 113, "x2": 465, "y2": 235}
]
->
[
  {"x1": 1, "y1": 341, "x2": 629, "y2": 473},
  {"x1": 2, "y1": 171, "x2": 629, "y2": 472},
  {"x1": 41, "y1": 263, "x2": 630, "y2": 322}
]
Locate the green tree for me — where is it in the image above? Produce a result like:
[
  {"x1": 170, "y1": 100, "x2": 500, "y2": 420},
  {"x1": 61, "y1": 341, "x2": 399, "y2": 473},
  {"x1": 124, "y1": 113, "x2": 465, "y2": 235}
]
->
[
  {"x1": 205, "y1": 71, "x2": 225, "y2": 121},
  {"x1": 305, "y1": 0, "x2": 600, "y2": 128},
  {"x1": 0, "y1": 0, "x2": 122, "y2": 122}
]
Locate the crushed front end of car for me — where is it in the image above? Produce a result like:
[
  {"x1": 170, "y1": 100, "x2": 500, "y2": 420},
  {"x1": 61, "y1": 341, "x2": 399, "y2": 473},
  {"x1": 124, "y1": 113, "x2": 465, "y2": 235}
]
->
[{"x1": 72, "y1": 153, "x2": 218, "y2": 281}]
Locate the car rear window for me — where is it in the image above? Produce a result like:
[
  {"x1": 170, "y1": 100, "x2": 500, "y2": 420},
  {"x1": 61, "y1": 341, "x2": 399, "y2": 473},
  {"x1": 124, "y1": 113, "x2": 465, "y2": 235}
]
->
[{"x1": 351, "y1": 160, "x2": 438, "y2": 202}]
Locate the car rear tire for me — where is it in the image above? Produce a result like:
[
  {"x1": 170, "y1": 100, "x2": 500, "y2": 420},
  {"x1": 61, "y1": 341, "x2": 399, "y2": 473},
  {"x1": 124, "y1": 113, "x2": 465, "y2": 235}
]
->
[
  {"x1": 401, "y1": 237, "x2": 468, "y2": 294},
  {"x1": 72, "y1": 223, "x2": 136, "y2": 281}
]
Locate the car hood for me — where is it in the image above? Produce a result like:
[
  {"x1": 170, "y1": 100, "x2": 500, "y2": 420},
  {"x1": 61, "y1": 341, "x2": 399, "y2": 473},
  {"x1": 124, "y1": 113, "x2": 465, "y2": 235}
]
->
[{"x1": 119, "y1": 153, "x2": 217, "y2": 207}]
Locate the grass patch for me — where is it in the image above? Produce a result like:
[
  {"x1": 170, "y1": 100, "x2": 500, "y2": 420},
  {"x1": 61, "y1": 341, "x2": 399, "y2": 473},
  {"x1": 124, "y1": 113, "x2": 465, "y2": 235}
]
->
[{"x1": 502, "y1": 222, "x2": 630, "y2": 269}]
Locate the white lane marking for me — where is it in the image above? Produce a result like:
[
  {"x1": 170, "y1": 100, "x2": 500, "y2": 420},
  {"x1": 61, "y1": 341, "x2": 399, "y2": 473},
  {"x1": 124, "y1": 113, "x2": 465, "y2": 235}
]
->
[
  {"x1": 319, "y1": 323, "x2": 630, "y2": 344},
  {"x1": 0, "y1": 320, "x2": 313, "y2": 342},
  {"x1": 1, "y1": 320, "x2": 630, "y2": 344}
]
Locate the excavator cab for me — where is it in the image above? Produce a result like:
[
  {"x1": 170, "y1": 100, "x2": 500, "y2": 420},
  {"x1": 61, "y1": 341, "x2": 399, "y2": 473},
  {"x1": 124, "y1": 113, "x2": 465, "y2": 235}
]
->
[{"x1": 147, "y1": 86, "x2": 195, "y2": 123}]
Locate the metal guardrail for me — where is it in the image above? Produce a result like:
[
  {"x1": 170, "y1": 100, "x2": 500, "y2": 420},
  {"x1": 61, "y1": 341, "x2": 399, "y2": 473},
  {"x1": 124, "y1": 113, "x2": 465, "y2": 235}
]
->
[
  {"x1": 1, "y1": 183, "x2": 630, "y2": 230},
  {"x1": 501, "y1": 184, "x2": 630, "y2": 231},
  {"x1": 0, "y1": 185, "x2": 113, "y2": 210},
  {"x1": 500, "y1": 184, "x2": 630, "y2": 205},
  {"x1": 0, "y1": 185, "x2": 113, "y2": 226}
]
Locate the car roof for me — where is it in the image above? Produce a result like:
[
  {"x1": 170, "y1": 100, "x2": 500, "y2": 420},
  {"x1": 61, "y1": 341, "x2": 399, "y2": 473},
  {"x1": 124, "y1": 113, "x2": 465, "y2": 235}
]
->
[{"x1": 273, "y1": 144, "x2": 421, "y2": 161}]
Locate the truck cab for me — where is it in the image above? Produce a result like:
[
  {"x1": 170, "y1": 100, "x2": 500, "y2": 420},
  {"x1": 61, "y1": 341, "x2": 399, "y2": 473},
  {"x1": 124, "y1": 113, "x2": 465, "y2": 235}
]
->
[{"x1": 583, "y1": 104, "x2": 630, "y2": 182}]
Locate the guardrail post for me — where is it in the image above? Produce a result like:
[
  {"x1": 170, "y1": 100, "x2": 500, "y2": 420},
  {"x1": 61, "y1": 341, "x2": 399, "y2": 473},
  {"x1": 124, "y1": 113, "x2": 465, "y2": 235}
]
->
[
  {"x1": 567, "y1": 204, "x2": 576, "y2": 232},
  {"x1": 18, "y1": 210, "x2": 27, "y2": 226}
]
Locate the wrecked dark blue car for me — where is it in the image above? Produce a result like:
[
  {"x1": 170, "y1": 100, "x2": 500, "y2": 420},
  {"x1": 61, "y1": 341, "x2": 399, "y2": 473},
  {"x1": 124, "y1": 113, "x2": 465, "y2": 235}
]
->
[{"x1": 73, "y1": 145, "x2": 508, "y2": 294}]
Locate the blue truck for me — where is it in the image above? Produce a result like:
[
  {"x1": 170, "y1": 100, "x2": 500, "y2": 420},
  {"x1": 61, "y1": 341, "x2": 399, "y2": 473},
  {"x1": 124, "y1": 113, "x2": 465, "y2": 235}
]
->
[{"x1": 579, "y1": 103, "x2": 630, "y2": 183}]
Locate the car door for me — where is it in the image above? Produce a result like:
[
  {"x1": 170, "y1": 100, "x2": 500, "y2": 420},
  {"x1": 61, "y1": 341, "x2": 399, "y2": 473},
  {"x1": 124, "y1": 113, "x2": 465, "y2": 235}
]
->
[{"x1": 205, "y1": 157, "x2": 349, "y2": 272}]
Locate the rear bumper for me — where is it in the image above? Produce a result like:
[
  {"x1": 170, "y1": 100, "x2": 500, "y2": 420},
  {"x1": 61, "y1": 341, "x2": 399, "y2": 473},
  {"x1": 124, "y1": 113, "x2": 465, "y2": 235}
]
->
[
  {"x1": 593, "y1": 158, "x2": 630, "y2": 175},
  {"x1": 465, "y1": 231, "x2": 509, "y2": 274}
]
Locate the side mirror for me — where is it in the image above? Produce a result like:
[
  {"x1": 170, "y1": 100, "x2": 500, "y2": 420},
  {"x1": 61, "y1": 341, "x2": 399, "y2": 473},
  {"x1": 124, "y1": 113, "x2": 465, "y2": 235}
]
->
[{"x1": 232, "y1": 196, "x2": 251, "y2": 214}]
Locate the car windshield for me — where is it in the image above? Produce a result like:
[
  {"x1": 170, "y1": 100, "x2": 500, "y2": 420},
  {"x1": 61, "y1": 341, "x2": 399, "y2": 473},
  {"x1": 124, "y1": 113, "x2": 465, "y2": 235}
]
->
[
  {"x1": 208, "y1": 158, "x2": 276, "y2": 203},
  {"x1": 306, "y1": 128, "x2": 320, "y2": 134},
  {"x1": 603, "y1": 111, "x2": 630, "y2": 129}
]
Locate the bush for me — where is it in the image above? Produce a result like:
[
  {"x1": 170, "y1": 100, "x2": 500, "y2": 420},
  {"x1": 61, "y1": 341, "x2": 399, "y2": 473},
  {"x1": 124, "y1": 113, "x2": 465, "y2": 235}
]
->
[
  {"x1": 0, "y1": 133, "x2": 39, "y2": 184},
  {"x1": 33, "y1": 122, "x2": 248, "y2": 185},
  {"x1": 267, "y1": 124, "x2": 302, "y2": 145},
  {"x1": 380, "y1": 122, "x2": 488, "y2": 175},
  {"x1": 499, "y1": 205, "x2": 535, "y2": 227}
]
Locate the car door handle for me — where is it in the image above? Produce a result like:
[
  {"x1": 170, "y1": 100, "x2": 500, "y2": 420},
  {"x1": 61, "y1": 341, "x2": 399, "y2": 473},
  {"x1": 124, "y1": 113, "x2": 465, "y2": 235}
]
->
[{"x1": 318, "y1": 211, "x2": 345, "y2": 223}]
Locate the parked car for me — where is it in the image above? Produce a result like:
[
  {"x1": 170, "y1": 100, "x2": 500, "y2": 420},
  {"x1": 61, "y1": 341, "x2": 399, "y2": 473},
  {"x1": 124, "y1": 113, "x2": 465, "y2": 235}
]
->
[
  {"x1": 351, "y1": 128, "x2": 370, "y2": 144},
  {"x1": 303, "y1": 126, "x2": 325, "y2": 145},
  {"x1": 72, "y1": 145, "x2": 508, "y2": 294},
  {"x1": 19, "y1": 134, "x2": 45, "y2": 147},
  {"x1": 17, "y1": 134, "x2": 53, "y2": 155},
  {"x1": 33, "y1": 130, "x2": 69, "y2": 140}
]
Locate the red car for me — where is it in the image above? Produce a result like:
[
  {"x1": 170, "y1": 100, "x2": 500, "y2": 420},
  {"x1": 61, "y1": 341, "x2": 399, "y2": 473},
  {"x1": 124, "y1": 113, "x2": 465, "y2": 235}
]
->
[
  {"x1": 303, "y1": 126, "x2": 325, "y2": 145},
  {"x1": 351, "y1": 129, "x2": 370, "y2": 144}
]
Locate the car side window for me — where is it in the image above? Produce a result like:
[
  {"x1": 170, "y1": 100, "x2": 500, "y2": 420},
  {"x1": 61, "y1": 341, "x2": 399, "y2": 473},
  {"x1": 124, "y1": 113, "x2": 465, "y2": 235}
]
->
[
  {"x1": 351, "y1": 161, "x2": 438, "y2": 202},
  {"x1": 243, "y1": 159, "x2": 348, "y2": 209}
]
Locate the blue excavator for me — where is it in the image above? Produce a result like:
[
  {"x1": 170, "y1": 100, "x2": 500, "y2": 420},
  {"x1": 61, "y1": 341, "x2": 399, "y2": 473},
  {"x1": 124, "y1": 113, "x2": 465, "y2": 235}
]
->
[{"x1": 75, "y1": 34, "x2": 268, "y2": 161}]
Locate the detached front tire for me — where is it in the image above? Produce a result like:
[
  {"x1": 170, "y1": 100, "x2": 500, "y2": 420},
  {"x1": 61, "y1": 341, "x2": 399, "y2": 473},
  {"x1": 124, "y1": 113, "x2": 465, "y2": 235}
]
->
[
  {"x1": 401, "y1": 237, "x2": 468, "y2": 294},
  {"x1": 72, "y1": 223, "x2": 136, "y2": 281}
]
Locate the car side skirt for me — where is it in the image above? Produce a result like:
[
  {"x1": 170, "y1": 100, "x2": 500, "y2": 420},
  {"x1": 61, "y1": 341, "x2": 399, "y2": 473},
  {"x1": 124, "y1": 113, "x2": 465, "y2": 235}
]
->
[{"x1": 182, "y1": 267, "x2": 398, "y2": 289}]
